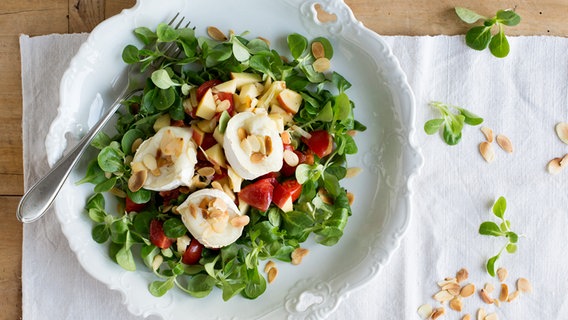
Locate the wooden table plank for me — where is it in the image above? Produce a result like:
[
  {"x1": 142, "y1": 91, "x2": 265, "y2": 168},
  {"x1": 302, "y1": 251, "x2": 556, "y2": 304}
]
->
[{"x1": 0, "y1": 197, "x2": 22, "y2": 320}]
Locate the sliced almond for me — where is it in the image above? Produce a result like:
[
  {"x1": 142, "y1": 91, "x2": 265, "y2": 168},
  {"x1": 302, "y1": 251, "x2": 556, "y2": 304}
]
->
[
  {"x1": 207, "y1": 26, "x2": 227, "y2": 41},
  {"x1": 437, "y1": 278, "x2": 458, "y2": 287},
  {"x1": 211, "y1": 181, "x2": 224, "y2": 191},
  {"x1": 555, "y1": 122, "x2": 568, "y2": 144},
  {"x1": 484, "y1": 283, "x2": 495, "y2": 293},
  {"x1": 131, "y1": 137, "x2": 144, "y2": 153},
  {"x1": 264, "y1": 260, "x2": 276, "y2": 273},
  {"x1": 517, "y1": 277, "x2": 532, "y2": 293},
  {"x1": 240, "y1": 138, "x2": 252, "y2": 155},
  {"x1": 479, "y1": 141, "x2": 495, "y2": 162},
  {"x1": 128, "y1": 169, "x2": 147, "y2": 192},
  {"x1": 280, "y1": 131, "x2": 291, "y2": 144},
  {"x1": 442, "y1": 282, "x2": 461, "y2": 296},
  {"x1": 456, "y1": 268, "x2": 469, "y2": 283},
  {"x1": 481, "y1": 126, "x2": 494, "y2": 143},
  {"x1": 560, "y1": 153, "x2": 568, "y2": 167},
  {"x1": 463, "y1": 314, "x2": 471, "y2": 320},
  {"x1": 484, "y1": 313, "x2": 499, "y2": 320},
  {"x1": 493, "y1": 298, "x2": 501, "y2": 307},
  {"x1": 496, "y1": 134, "x2": 513, "y2": 153},
  {"x1": 433, "y1": 290, "x2": 454, "y2": 302},
  {"x1": 311, "y1": 41, "x2": 325, "y2": 59},
  {"x1": 265, "y1": 136, "x2": 273, "y2": 155},
  {"x1": 346, "y1": 191, "x2": 354, "y2": 206},
  {"x1": 291, "y1": 247, "x2": 309, "y2": 265},
  {"x1": 250, "y1": 152, "x2": 266, "y2": 163},
  {"x1": 499, "y1": 283, "x2": 509, "y2": 301},
  {"x1": 417, "y1": 304, "x2": 433, "y2": 319},
  {"x1": 267, "y1": 267, "x2": 278, "y2": 283},
  {"x1": 507, "y1": 290, "x2": 520, "y2": 302},
  {"x1": 496, "y1": 267, "x2": 508, "y2": 282},
  {"x1": 479, "y1": 289, "x2": 493, "y2": 304},
  {"x1": 477, "y1": 308, "x2": 486, "y2": 320},
  {"x1": 197, "y1": 166, "x2": 216, "y2": 177},
  {"x1": 449, "y1": 297, "x2": 463, "y2": 311},
  {"x1": 345, "y1": 167, "x2": 362, "y2": 178},
  {"x1": 230, "y1": 215, "x2": 250, "y2": 228},
  {"x1": 142, "y1": 154, "x2": 158, "y2": 171},
  {"x1": 283, "y1": 149, "x2": 299, "y2": 167},
  {"x1": 312, "y1": 57, "x2": 331, "y2": 73},
  {"x1": 547, "y1": 157, "x2": 563, "y2": 174},
  {"x1": 430, "y1": 307, "x2": 445, "y2": 320},
  {"x1": 237, "y1": 127, "x2": 247, "y2": 141},
  {"x1": 460, "y1": 283, "x2": 475, "y2": 298},
  {"x1": 131, "y1": 161, "x2": 146, "y2": 173}
]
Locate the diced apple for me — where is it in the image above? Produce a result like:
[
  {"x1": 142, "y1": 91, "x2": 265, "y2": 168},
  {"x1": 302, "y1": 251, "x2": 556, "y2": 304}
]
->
[
  {"x1": 268, "y1": 113, "x2": 285, "y2": 133},
  {"x1": 212, "y1": 126, "x2": 224, "y2": 147},
  {"x1": 212, "y1": 79, "x2": 237, "y2": 94},
  {"x1": 196, "y1": 118, "x2": 217, "y2": 133},
  {"x1": 269, "y1": 104, "x2": 294, "y2": 124},
  {"x1": 257, "y1": 81, "x2": 286, "y2": 109},
  {"x1": 277, "y1": 89, "x2": 303, "y2": 114},
  {"x1": 272, "y1": 183, "x2": 294, "y2": 212},
  {"x1": 227, "y1": 166, "x2": 243, "y2": 192},
  {"x1": 239, "y1": 83, "x2": 261, "y2": 100},
  {"x1": 191, "y1": 125, "x2": 205, "y2": 146},
  {"x1": 196, "y1": 88, "x2": 217, "y2": 120},
  {"x1": 230, "y1": 72, "x2": 262, "y2": 89},
  {"x1": 204, "y1": 143, "x2": 227, "y2": 168},
  {"x1": 235, "y1": 95, "x2": 253, "y2": 113}
]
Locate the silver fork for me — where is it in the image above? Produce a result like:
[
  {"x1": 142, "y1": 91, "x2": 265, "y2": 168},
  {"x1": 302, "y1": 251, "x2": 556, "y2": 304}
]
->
[{"x1": 17, "y1": 13, "x2": 187, "y2": 223}]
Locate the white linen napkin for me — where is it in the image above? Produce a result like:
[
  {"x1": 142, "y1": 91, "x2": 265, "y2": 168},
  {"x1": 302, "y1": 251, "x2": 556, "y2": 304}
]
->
[{"x1": 21, "y1": 33, "x2": 568, "y2": 319}]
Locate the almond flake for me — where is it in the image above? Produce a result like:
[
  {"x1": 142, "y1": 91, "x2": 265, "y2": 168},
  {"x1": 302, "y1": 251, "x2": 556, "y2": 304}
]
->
[
  {"x1": 560, "y1": 153, "x2": 568, "y2": 167},
  {"x1": 456, "y1": 268, "x2": 469, "y2": 283},
  {"x1": 517, "y1": 277, "x2": 532, "y2": 293},
  {"x1": 230, "y1": 215, "x2": 250, "y2": 228},
  {"x1": 463, "y1": 314, "x2": 472, "y2": 320},
  {"x1": 460, "y1": 283, "x2": 475, "y2": 298},
  {"x1": 250, "y1": 152, "x2": 266, "y2": 163},
  {"x1": 346, "y1": 191, "x2": 355, "y2": 206},
  {"x1": 311, "y1": 41, "x2": 326, "y2": 59},
  {"x1": 417, "y1": 304, "x2": 433, "y2": 319},
  {"x1": 480, "y1": 126, "x2": 494, "y2": 143},
  {"x1": 431, "y1": 307, "x2": 445, "y2": 320},
  {"x1": 555, "y1": 122, "x2": 568, "y2": 144},
  {"x1": 345, "y1": 167, "x2": 362, "y2": 178},
  {"x1": 547, "y1": 157, "x2": 563, "y2": 174},
  {"x1": 197, "y1": 166, "x2": 216, "y2": 177},
  {"x1": 437, "y1": 278, "x2": 458, "y2": 287},
  {"x1": 265, "y1": 136, "x2": 273, "y2": 155},
  {"x1": 264, "y1": 260, "x2": 275, "y2": 273},
  {"x1": 442, "y1": 282, "x2": 461, "y2": 296},
  {"x1": 433, "y1": 290, "x2": 453, "y2": 302},
  {"x1": 484, "y1": 313, "x2": 499, "y2": 320},
  {"x1": 497, "y1": 267, "x2": 508, "y2": 282},
  {"x1": 131, "y1": 138, "x2": 143, "y2": 153},
  {"x1": 477, "y1": 308, "x2": 486, "y2": 320},
  {"x1": 283, "y1": 149, "x2": 300, "y2": 167},
  {"x1": 479, "y1": 141, "x2": 495, "y2": 162},
  {"x1": 496, "y1": 134, "x2": 513, "y2": 153},
  {"x1": 499, "y1": 283, "x2": 509, "y2": 301},
  {"x1": 267, "y1": 267, "x2": 278, "y2": 283},
  {"x1": 312, "y1": 57, "x2": 331, "y2": 73},
  {"x1": 449, "y1": 297, "x2": 463, "y2": 312},
  {"x1": 479, "y1": 289, "x2": 494, "y2": 304},
  {"x1": 484, "y1": 283, "x2": 495, "y2": 293},
  {"x1": 507, "y1": 290, "x2": 520, "y2": 302},
  {"x1": 291, "y1": 247, "x2": 309, "y2": 265},
  {"x1": 207, "y1": 26, "x2": 227, "y2": 41},
  {"x1": 128, "y1": 169, "x2": 147, "y2": 192}
]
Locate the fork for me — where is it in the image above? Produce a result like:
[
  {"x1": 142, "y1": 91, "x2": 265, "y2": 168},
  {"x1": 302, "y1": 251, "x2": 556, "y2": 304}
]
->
[{"x1": 16, "y1": 13, "x2": 188, "y2": 223}]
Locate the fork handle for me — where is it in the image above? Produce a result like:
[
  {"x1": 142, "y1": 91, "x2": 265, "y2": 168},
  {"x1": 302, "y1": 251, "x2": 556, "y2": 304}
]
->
[{"x1": 17, "y1": 94, "x2": 127, "y2": 223}]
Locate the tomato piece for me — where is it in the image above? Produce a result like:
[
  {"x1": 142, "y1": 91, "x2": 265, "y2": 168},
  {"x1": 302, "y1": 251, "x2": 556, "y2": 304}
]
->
[
  {"x1": 149, "y1": 220, "x2": 174, "y2": 249},
  {"x1": 281, "y1": 179, "x2": 302, "y2": 202},
  {"x1": 182, "y1": 238, "x2": 204, "y2": 265},
  {"x1": 238, "y1": 178, "x2": 275, "y2": 211},
  {"x1": 303, "y1": 130, "x2": 333, "y2": 158},
  {"x1": 125, "y1": 196, "x2": 147, "y2": 213},
  {"x1": 196, "y1": 79, "x2": 222, "y2": 101}
]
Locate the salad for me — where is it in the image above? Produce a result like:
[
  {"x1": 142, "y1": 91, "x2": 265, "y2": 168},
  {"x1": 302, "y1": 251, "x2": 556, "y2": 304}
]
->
[{"x1": 80, "y1": 22, "x2": 365, "y2": 300}]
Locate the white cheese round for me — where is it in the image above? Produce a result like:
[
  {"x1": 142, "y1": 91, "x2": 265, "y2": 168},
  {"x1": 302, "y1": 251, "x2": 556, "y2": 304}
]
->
[
  {"x1": 177, "y1": 188, "x2": 248, "y2": 248},
  {"x1": 223, "y1": 111, "x2": 283, "y2": 180},
  {"x1": 131, "y1": 126, "x2": 197, "y2": 191}
]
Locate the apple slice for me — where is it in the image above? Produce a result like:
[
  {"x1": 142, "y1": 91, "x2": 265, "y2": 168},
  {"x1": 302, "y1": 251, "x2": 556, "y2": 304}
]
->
[
  {"x1": 239, "y1": 83, "x2": 261, "y2": 100},
  {"x1": 303, "y1": 130, "x2": 333, "y2": 158},
  {"x1": 213, "y1": 79, "x2": 238, "y2": 94},
  {"x1": 257, "y1": 81, "x2": 286, "y2": 109},
  {"x1": 230, "y1": 72, "x2": 262, "y2": 89},
  {"x1": 277, "y1": 89, "x2": 303, "y2": 114},
  {"x1": 272, "y1": 182, "x2": 294, "y2": 212},
  {"x1": 204, "y1": 143, "x2": 227, "y2": 168},
  {"x1": 196, "y1": 88, "x2": 217, "y2": 120},
  {"x1": 191, "y1": 125, "x2": 205, "y2": 146}
]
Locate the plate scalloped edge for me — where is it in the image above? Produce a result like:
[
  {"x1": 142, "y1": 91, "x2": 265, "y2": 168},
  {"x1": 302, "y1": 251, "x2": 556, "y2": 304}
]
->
[{"x1": 47, "y1": 0, "x2": 423, "y2": 319}]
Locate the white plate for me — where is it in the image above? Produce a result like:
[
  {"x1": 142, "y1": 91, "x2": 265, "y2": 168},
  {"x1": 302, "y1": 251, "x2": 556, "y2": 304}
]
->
[{"x1": 46, "y1": 0, "x2": 422, "y2": 318}]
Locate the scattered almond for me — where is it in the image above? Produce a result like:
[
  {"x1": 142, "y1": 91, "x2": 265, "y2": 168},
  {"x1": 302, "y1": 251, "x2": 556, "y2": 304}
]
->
[
  {"x1": 311, "y1": 41, "x2": 325, "y2": 59},
  {"x1": 230, "y1": 215, "x2": 250, "y2": 228},
  {"x1": 312, "y1": 57, "x2": 331, "y2": 73},
  {"x1": 207, "y1": 26, "x2": 227, "y2": 41},
  {"x1": 560, "y1": 153, "x2": 568, "y2": 167},
  {"x1": 433, "y1": 290, "x2": 454, "y2": 302},
  {"x1": 496, "y1": 268, "x2": 508, "y2": 282},
  {"x1": 485, "y1": 312, "x2": 499, "y2": 320},
  {"x1": 496, "y1": 134, "x2": 513, "y2": 153},
  {"x1": 430, "y1": 307, "x2": 445, "y2": 320},
  {"x1": 463, "y1": 314, "x2": 471, "y2": 320},
  {"x1": 499, "y1": 283, "x2": 509, "y2": 302},
  {"x1": 442, "y1": 282, "x2": 461, "y2": 296},
  {"x1": 267, "y1": 266, "x2": 278, "y2": 283},
  {"x1": 547, "y1": 157, "x2": 563, "y2": 174},
  {"x1": 346, "y1": 191, "x2": 355, "y2": 206},
  {"x1": 437, "y1": 278, "x2": 458, "y2": 287},
  {"x1": 128, "y1": 169, "x2": 147, "y2": 192},
  {"x1": 456, "y1": 268, "x2": 469, "y2": 283},
  {"x1": 197, "y1": 166, "x2": 216, "y2": 177},
  {"x1": 484, "y1": 283, "x2": 495, "y2": 293},
  {"x1": 477, "y1": 308, "x2": 486, "y2": 320},
  {"x1": 417, "y1": 304, "x2": 433, "y2": 319},
  {"x1": 479, "y1": 141, "x2": 495, "y2": 162},
  {"x1": 480, "y1": 126, "x2": 494, "y2": 143},
  {"x1": 555, "y1": 122, "x2": 568, "y2": 144},
  {"x1": 507, "y1": 290, "x2": 520, "y2": 302},
  {"x1": 479, "y1": 289, "x2": 493, "y2": 304},
  {"x1": 250, "y1": 152, "x2": 266, "y2": 163},
  {"x1": 345, "y1": 167, "x2": 362, "y2": 178},
  {"x1": 517, "y1": 277, "x2": 532, "y2": 293},
  {"x1": 264, "y1": 260, "x2": 275, "y2": 273},
  {"x1": 291, "y1": 247, "x2": 309, "y2": 265},
  {"x1": 460, "y1": 283, "x2": 475, "y2": 298},
  {"x1": 449, "y1": 297, "x2": 463, "y2": 311}
]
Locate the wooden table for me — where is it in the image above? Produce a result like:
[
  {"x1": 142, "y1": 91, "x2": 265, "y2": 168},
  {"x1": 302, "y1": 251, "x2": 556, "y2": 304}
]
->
[{"x1": 1, "y1": 0, "x2": 565, "y2": 318}]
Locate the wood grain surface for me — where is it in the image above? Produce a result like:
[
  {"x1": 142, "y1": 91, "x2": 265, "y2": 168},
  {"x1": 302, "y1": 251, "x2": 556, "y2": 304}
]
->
[{"x1": 1, "y1": 0, "x2": 565, "y2": 318}]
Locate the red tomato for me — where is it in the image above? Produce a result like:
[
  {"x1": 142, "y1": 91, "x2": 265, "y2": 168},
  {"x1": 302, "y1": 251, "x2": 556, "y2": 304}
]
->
[
  {"x1": 182, "y1": 238, "x2": 204, "y2": 265},
  {"x1": 149, "y1": 220, "x2": 174, "y2": 249},
  {"x1": 196, "y1": 79, "x2": 222, "y2": 101},
  {"x1": 238, "y1": 178, "x2": 275, "y2": 211},
  {"x1": 125, "y1": 196, "x2": 147, "y2": 213},
  {"x1": 303, "y1": 130, "x2": 333, "y2": 158},
  {"x1": 281, "y1": 179, "x2": 303, "y2": 202}
]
